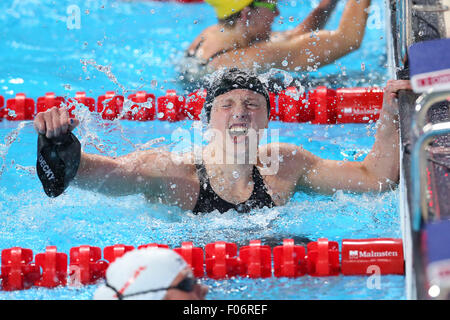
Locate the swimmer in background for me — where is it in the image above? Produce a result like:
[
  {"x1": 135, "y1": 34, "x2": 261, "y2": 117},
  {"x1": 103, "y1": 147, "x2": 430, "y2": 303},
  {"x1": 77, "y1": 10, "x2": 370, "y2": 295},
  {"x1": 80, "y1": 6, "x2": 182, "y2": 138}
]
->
[
  {"x1": 180, "y1": 0, "x2": 371, "y2": 83},
  {"x1": 35, "y1": 68, "x2": 411, "y2": 214},
  {"x1": 93, "y1": 247, "x2": 208, "y2": 300}
]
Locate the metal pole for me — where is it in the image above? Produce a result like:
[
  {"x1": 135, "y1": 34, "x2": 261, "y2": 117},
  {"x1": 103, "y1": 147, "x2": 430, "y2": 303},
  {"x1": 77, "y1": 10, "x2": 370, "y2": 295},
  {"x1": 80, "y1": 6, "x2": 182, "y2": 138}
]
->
[
  {"x1": 413, "y1": 90, "x2": 450, "y2": 136},
  {"x1": 411, "y1": 122, "x2": 450, "y2": 231}
]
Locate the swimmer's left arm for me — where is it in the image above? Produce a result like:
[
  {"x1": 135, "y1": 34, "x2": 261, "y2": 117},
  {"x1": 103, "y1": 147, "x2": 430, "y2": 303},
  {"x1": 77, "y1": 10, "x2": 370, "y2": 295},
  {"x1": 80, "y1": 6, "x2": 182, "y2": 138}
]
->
[
  {"x1": 271, "y1": 0, "x2": 339, "y2": 42},
  {"x1": 286, "y1": 0, "x2": 340, "y2": 37},
  {"x1": 209, "y1": 0, "x2": 370, "y2": 71},
  {"x1": 291, "y1": 80, "x2": 412, "y2": 194}
]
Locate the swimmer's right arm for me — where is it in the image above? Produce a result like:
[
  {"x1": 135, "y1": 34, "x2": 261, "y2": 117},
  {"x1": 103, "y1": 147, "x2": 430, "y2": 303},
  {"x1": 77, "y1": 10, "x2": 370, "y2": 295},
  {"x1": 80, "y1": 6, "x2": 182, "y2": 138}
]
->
[{"x1": 34, "y1": 107, "x2": 181, "y2": 197}]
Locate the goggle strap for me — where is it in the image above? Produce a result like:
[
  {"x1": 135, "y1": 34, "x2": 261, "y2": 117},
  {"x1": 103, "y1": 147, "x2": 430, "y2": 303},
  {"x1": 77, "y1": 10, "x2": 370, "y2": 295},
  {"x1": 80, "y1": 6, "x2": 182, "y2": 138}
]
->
[
  {"x1": 252, "y1": 1, "x2": 277, "y2": 11},
  {"x1": 104, "y1": 277, "x2": 197, "y2": 299}
]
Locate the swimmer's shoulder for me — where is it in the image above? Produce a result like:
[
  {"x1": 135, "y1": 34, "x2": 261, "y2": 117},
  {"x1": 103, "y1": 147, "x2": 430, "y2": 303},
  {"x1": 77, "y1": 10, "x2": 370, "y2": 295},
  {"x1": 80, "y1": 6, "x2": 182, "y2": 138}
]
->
[
  {"x1": 258, "y1": 142, "x2": 306, "y2": 159},
  {"x1": 257, "y1": 143, "x2": 312, "y2": 204},
  {"x1": 258, "y1": 142, "x2": 317, "y2": 179}
]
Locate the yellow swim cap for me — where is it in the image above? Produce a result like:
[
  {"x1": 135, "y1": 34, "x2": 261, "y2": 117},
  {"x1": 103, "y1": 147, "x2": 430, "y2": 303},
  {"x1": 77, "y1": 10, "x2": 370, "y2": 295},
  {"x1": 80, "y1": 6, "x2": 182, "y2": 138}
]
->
[{"x1": 205, "y1": 0, "x2": 254, "y2": 19}]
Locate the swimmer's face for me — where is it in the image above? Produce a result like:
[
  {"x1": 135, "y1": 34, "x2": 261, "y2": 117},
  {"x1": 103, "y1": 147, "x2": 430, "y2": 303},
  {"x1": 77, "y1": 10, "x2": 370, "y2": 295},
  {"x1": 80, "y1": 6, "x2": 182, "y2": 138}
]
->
[
  {"x1": 209, "y1": 89, "x2": 269, "y2": 148},
  {"x1": 163, "y1": 267, "x2": 208, "y2": 300}
]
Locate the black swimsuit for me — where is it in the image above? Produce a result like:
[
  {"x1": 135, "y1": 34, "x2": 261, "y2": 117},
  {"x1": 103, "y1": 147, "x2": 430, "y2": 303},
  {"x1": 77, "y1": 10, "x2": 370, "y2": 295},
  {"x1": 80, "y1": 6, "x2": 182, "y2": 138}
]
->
[
  {"x1": 186, "y1": 40, "x2": 234, "y2": 66},
  {"x1": 177, "y1": 40, "x2": 231, "y2": 91},
  {"x1": 192, "y1": 164, "x2": 276, "y2": 214}
]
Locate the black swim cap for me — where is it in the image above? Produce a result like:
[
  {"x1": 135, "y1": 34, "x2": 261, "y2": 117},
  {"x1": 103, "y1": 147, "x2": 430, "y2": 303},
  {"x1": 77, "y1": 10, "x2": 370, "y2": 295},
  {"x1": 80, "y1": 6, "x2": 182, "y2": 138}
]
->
[
  {"x1": 36, "y1": 132, "x2": 81, "y2": 197},
  {"x1": 204, "y1": 68, "x2": 271, "y2": 122}
]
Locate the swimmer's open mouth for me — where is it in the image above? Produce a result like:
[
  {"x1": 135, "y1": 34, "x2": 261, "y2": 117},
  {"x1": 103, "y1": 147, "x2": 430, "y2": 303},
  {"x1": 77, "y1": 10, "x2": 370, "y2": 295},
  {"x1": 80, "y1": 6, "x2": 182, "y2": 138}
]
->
[{"x1": 228, "y1": 123, "x2": 249, "y2": 137}]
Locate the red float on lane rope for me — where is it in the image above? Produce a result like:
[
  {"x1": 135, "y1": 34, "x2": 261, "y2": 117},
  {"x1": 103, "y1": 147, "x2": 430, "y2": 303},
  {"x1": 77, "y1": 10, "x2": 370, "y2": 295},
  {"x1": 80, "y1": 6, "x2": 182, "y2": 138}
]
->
[
  {"x1": 0, "y1": 95, "x2": 4, "y2": 120},
  {"x1": 66, "y1": 91, "x2": 96, "y2": 118},
  {"x1": 268, "y1": 92, "x2": 278, "y2": 121},
  {"x1": 4, "y1": 93, "x2": 35, "y2": 120},
  {"x1": 306, "y1": 238, "x2": 340, "y2": 276},
  {"x1": 157, "y1": 90, "x2": 185, "y2": 122},
  {"x1": 174, "y1": 242, "x2": 204, "y2": 278},
  {"x1": 34, "y1": 246, "x2": 68, "y2": 288},
  {"x1": 341, "y1": 238, "x2": 404, "y2": 275},
  {"x1": 0, "y1": 237, "x2": 407, "y2": 292},
  {"x1": 335, "y1": 87, "x2": 384, "y2": 124},
  {"x1": 97, "y1": 91, "x2": 124, "y2": 120},
  {"x1": 278, "y1": 87, "x2": 311, "y2": 123},
  {"x1": 309, "y1": 86, "x2": 337, "y2": 124},
  {"x1": 0, "y1": 247, "x2": 40, "y2": 291},
  {"x1": 37, "y1": 92, "x2": 65, "y2": 114},
  {"x1": 273, "y1": 239, "x2": 306, "y2": 277},
  {"x1": 184, "y1": 89, "x2": 206, "y2": 121},
  {"x1": 205, "y1": 241, "x2": 239, "y2": 279},
  {"x1": 0, "y1": 86, "x2": 386, "y2": 124},
  {"x1": 103, "y1": 244, "x2": 135, "y2": 264},
  {"x1": 238, "y1": 240, "x2": 272, "y2": 278},
  {"x1": 127, "y1": 91, "x2": 156, "y2": 121},
  {"x1": 69, "y1": 246, "x2": 108, "y2": 286}
]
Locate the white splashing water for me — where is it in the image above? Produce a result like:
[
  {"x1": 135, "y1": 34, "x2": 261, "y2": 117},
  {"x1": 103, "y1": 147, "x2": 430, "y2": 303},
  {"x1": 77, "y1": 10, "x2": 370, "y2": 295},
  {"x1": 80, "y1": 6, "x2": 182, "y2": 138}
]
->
[
  {"x1": 80, "y1": 59, "x2": 128, "y2": 95},
  {"x1": 0, "y1": 121, "x2": 32, "y2": 179}
]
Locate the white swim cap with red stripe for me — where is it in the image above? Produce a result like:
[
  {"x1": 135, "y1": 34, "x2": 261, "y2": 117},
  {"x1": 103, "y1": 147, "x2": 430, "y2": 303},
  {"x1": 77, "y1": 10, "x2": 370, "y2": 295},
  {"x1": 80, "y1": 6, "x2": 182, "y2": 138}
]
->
[{"x1": 93, "y1": 247, "x2": 187, "y2": 300}]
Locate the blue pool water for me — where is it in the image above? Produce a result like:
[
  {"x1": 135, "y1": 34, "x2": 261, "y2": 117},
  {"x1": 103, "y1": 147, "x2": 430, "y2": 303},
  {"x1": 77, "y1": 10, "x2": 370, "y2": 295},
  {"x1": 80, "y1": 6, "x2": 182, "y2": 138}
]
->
[
  {"x1": 0, "y1": 0, "x2": 388, "y2": 98},
  {"x1": 0, "y1": 0, "x2": 404, "y2": 299}
]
